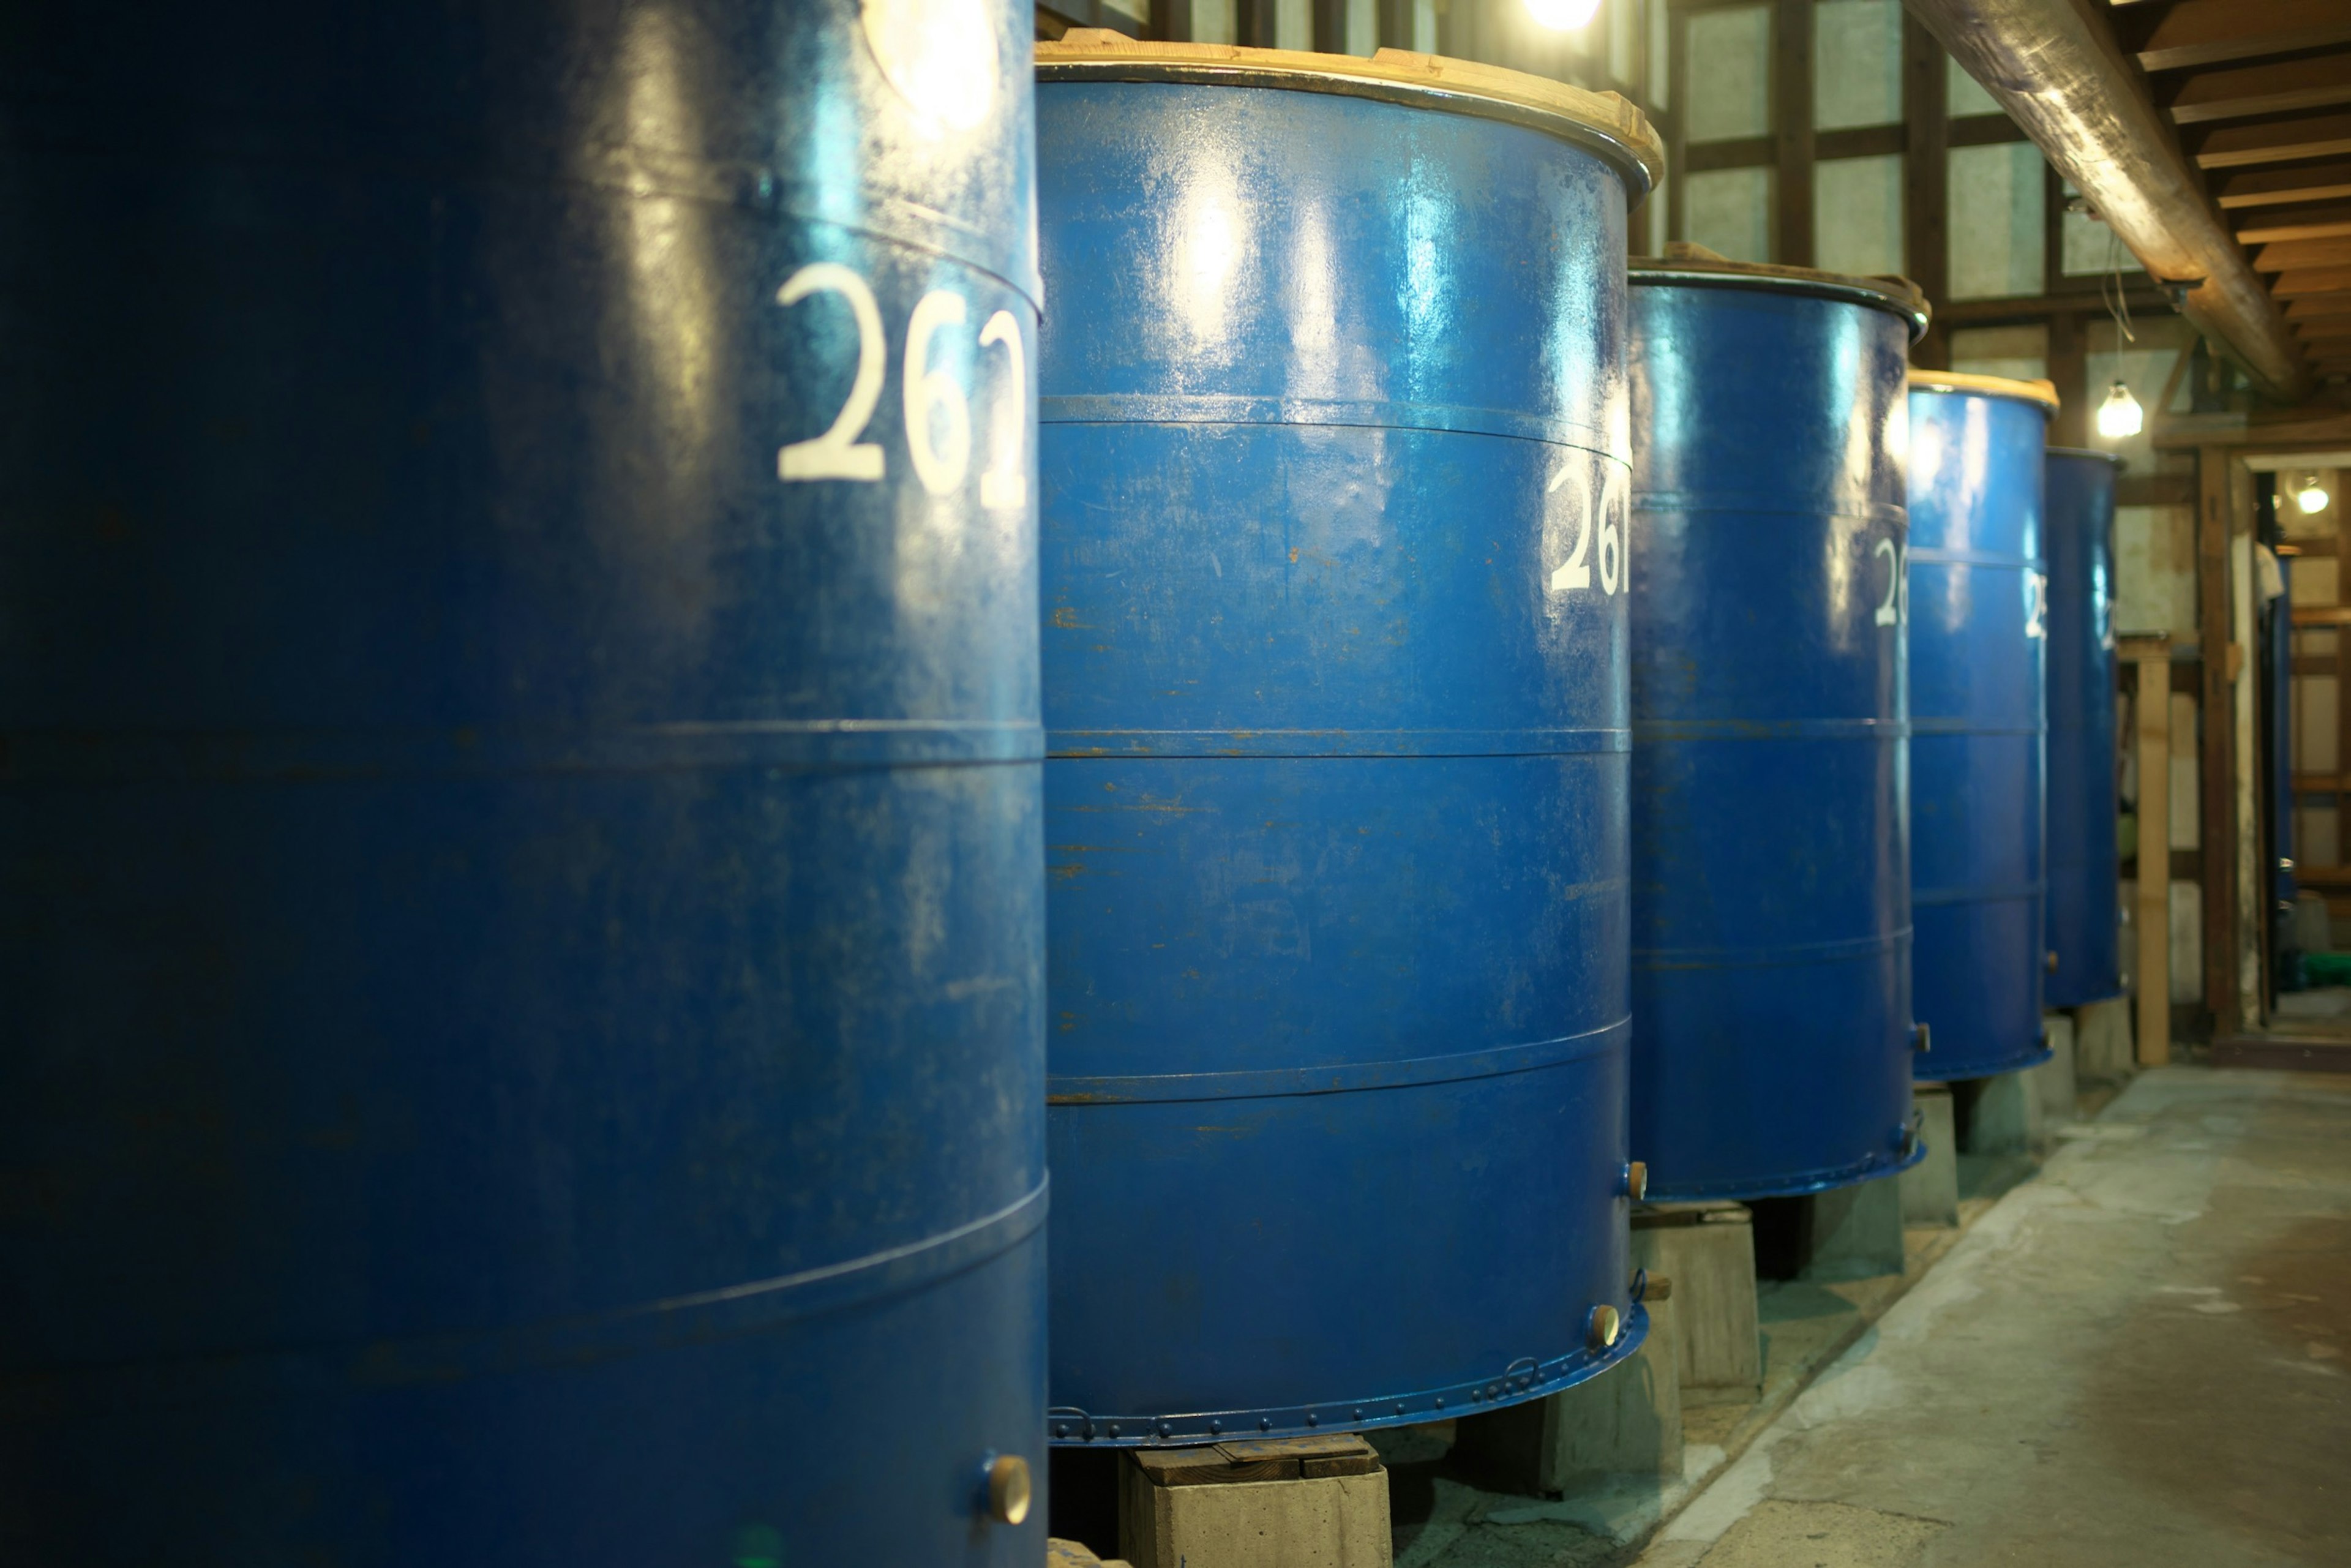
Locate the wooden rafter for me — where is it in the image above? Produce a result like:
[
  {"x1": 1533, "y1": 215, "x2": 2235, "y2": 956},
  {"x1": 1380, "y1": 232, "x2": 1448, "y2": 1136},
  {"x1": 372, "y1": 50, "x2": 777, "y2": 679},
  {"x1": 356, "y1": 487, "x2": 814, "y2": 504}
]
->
[
  {"x1": 2170, "y1": 51, "x2": 2351, "y2": 126},
  {"x1": 2133, "y1": 0, "x2": 2351, "y2": 75},
  {"x1": 2218, "y1": 160, "x2": 2351, "y2": 210},
  {"x1": 2192, "y1": 110, "x2": 2351, "y2": 168},
  {"x1": 2254, "y1": 238, "x2": 2351, "y2": 272}
]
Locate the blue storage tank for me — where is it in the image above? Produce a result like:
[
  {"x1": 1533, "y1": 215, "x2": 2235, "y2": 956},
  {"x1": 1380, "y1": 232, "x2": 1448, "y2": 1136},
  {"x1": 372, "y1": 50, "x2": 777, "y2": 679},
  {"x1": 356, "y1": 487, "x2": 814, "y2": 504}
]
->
[
  {"x1": 1907, "y1": 373, "x2": 2059, "y2": 1081},
  {"x1": 0, "y1": 4, "x2": 1046, "y2": 1562},
  {"x1": 1625, "y1": 258, "x2": 1929, "y2": 1199},
  {"x1": 1033, "y1": 40, "x2": 1662, "y2": 1444},
  {"x1": 2044, "y1": 449, "x2": 2124, "y2": 1008}
]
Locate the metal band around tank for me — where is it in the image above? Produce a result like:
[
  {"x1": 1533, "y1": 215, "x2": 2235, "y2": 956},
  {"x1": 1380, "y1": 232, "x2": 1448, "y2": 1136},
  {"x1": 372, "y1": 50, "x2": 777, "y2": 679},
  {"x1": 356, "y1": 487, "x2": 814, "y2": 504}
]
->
[
  {"x1": 0, "y1": 720, "x2": 1044, "y2": 783},
  {"x1": 1046, "y1": 726, "x2": 1629, "y2": 759},
  {"x1": 2046, "y1": 446, "x2": 2124, "y2": 463},
  {"x1": 1048, "y1": 1300, "x2": 1646, "y2": 1447},
  {"x1": 1911, "y1": 880, "x2": 2047, "y2": 906},
  {"x1": 1658, "y1": 1144, "x2": 1924, "y2": 1202},
  {"x1": 1630, "y1": 717, "x2": 1905, "y2": 741},
  {"x1": 1039, "y1": 392, "x2": 1622, "y2": 462},
  {"x1": 1049, "y1": 1016, "x2": 1627, "y2": 1105},
  {"x1": 1629, "y1": 258, "x2": 1932, "y2": 340},
  {"x1": 0, "y1": 1177, "x2": 1048, "y2": 1418},
  {"x1": 1634, "y1": 928, "x2": 1911, "y2": 969},
  {"x1": 1035, "y1": 37, "x2": 1663, "y2": 198}
]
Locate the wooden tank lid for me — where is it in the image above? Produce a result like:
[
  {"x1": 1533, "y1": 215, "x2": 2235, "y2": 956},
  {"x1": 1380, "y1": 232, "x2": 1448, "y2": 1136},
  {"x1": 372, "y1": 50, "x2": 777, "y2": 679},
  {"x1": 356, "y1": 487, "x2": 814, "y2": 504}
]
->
[
  {"x1": 1909, "y1": 369, "x2": 2062, "y2": 415},
  {"x1": 1035, "y1": 32, "x2": 1665, "y2": 200},
  {"x1": 1630, "y1": 244, "x2": 1931, "y2": 340}
]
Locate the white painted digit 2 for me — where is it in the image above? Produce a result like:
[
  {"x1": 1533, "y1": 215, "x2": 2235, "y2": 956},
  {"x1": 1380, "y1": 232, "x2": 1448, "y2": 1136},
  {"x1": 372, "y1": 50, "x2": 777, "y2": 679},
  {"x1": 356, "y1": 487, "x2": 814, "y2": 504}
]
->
[
  {"x1": 1550, "y1": 465, "x2": 1591, "y2": 593},
  {"x1": 1874, "y1": 538, "x2": 1908, "y2": 626},
  {"x1": 776, "y1": 263, "x2": 886, "y2": 482}
]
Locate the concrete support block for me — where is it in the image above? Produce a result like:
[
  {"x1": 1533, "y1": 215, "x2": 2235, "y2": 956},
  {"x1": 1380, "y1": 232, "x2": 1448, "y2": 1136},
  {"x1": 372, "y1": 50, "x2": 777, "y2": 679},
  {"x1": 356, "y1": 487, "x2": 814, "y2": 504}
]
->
[
  {"x1": 2030, "y1": 1013, "x2": 2078, "y2": 1127},
  {"x1": 1965, "y1": 1067, "x2": 2045, "y2": 1157},
  {"x1": 1050, "y1": 1541, "x2": 1133, "y2": 1568},
  {"x1": 1452, "y1": 1281, "x2": 1682, "y2": 1493},
  {"x1": 1119, "y1": 1436, "x2": 1390, "y2": 1568},
  {"x1": 1796, "y1": 1174, "x2": 1907, "y2": 1283},
  {"x1": 2075, "y1": 995, "x2": 2135, "y2": 1081},
  {"x1": 1631, "y1": 1205, "x2": 1760, "y2": 1406},
  {"x1": 1900, "y1": 1084, "x2": 1960, "y2": 1228}
]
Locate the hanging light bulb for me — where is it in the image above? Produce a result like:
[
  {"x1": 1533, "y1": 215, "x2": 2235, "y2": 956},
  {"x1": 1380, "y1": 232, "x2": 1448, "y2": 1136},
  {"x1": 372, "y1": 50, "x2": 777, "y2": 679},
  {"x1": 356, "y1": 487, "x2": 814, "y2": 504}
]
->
[
  {"x1": 2094, "y1": 380, "x2": 2143, "y2": 440},
  {"x1": 1525, "y1": 0, "x2": 1603, "y2": 29},
  {"x1": 2298, "y1": 473, "x2": 2331, "y2": 514}
]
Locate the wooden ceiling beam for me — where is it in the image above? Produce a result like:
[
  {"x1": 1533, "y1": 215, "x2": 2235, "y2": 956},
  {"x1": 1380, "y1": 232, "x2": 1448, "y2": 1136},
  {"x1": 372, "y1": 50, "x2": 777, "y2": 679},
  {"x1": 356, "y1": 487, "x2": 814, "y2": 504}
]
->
[
  {"x1": 2194, "y1": 111, "x2": 2351, "y2": 168},
  {"x1": 2278, "y1": 266, "x2": 2351, "y2": 296},
  {"x1": 2240, "y1": 204, "x2": 2351, "y2": 244},
  {"x1": 2253, "y1": 238, "x2": 2351, "y2": 272},
  {"x1": 2287, "y1": 293, "x2": 2351, "y2": 320},
  {"x1": 2218, "y1": 160, "x2": 2351, "y2": 209},
  {"x1": 2135, "y1": 1, "x2": 2351, "y2": 75},
  {"x1": 2171, "y1": 55, "x2": 2351, "y2": 127}
]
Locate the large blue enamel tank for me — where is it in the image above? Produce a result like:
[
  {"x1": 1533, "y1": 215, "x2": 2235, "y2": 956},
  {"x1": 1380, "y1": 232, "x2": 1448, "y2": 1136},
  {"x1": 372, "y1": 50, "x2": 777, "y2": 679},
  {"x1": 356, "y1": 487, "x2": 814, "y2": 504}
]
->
[
  {"x1": 0, "y1": 5, "x2": 1046, "y2": 1562},
  {"x1": 1625, "y1": 260, "x2": 1927, "y2": 1199},
  {"x1": 1907, "y1": 375, "x2": 2057, "y2": 1081},
  {"x1": 2044, "y1": 449, "x2": 2124, "y2": 1008},
  {"x1": 1033, "y1": 40, "x2": 1662, "y2": 1445}
]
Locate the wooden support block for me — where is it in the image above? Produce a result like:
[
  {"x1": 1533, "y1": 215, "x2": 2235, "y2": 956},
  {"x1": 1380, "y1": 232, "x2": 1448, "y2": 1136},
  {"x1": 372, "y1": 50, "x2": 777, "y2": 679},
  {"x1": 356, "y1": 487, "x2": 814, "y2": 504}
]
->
[
  {"x1": 1119, "y1": 1436, "x2": 1390, "y2": 1568},
  {"x1": 1631, "y1": 1204, "x2": 1760, "y2": 1406},
  {"x1": 1050, "y1": 1540, "x2": 1134, "y2": 1568},
  {"x1": 1451, "y1": 1279, "x2": 1682, "y2": 1494},
  {"x1": 1900, "y1": 1084, "x2": 1960, "y2": 1228}
]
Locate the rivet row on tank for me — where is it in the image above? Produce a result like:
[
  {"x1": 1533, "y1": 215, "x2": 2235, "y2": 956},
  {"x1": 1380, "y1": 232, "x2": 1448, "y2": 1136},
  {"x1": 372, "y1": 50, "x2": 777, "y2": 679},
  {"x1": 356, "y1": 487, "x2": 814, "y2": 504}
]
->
[
  {"x1": 1306, "y1": 1412, "x2": 1319, "y2": 1427},
  {"x1": 1209, "y1": 1420, "x2": 1223, "y2": 1436},
  {"x1": 1259, "y1": 1417, "x2": 1272, "y2": 1431},
  {"x1": 1157, "y1": 1421, "x2": 1171, "y2": 1437},
  {"x1": 1106, "y1": 1423, "x2": 1120, "y2": 1438}
]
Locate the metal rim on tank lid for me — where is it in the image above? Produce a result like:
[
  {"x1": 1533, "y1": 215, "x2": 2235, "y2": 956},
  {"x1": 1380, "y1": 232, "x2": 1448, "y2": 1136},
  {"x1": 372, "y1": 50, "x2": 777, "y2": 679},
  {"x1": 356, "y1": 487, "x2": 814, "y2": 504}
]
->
[
  {"x1": 1627, "y1": 249, "x2": 1932, "y2": 340},
  {"x1": 1035, "y1": 32, "x2": 1665, "y2": 197},
  {"x1": 1033, "y1": 34, "x2": 1656, "y2": 1447},
  {"x1": 1909, "y1": 369, "x2": 2063, "y2": 412}
]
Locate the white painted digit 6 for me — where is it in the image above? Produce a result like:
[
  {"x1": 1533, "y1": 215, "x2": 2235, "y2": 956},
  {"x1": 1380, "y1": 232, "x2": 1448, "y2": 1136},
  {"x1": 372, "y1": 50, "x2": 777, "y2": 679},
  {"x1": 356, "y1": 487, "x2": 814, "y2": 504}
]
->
[
  {"x1": 1597, "y1": 510, "x2": 1622, "y2": 596},
  {"x1": 1873, "y1": 538, "x2": 1908, "y2": 626},
  {"x1": 776, "y1": 263, "x2": 886, "y2": 482},
  {"x1": 978, "y1": 309, "x2": 1028, "y2": 511},
  {"x1": 904, "y1": 290, "x2": 972, "y2": 498}
]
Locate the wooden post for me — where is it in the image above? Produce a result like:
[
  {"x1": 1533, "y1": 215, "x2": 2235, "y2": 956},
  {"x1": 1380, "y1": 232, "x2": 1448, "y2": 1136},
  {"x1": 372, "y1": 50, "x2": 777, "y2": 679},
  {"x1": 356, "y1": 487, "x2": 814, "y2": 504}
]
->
[
  {"x1": 2123, "y1": 634, "x2": 2173, "y2": 1066},
  {"x1": 2199, "y1": 446, "x2": 2238, "y2": 1038}
]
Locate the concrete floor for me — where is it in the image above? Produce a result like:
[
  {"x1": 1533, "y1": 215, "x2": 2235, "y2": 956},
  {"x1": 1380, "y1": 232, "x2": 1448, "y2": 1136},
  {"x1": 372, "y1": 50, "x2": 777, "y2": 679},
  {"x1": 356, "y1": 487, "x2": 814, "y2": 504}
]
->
[{"x1": 1638, "y1": 1067, "x2": 2351, "y2": 1568}]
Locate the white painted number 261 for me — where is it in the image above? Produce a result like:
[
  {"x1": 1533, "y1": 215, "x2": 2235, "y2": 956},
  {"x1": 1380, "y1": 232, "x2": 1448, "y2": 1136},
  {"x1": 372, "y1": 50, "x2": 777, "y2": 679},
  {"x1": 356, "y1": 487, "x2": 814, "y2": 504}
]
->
[{"x1": 774, "y1": 263, "x2": 1026, "y2": 510}]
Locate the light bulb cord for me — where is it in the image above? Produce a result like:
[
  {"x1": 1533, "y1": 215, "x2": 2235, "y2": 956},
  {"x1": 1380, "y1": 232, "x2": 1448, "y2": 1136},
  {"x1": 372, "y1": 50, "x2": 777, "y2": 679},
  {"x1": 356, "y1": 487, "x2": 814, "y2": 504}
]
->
[{"x1": 2103, "y1": 230, "x2": 2136, "y2": 357}]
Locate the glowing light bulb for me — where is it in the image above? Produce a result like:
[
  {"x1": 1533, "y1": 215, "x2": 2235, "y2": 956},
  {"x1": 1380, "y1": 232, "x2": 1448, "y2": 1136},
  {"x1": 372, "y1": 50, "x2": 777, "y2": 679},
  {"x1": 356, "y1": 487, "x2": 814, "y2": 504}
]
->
[
  {"x1": 2094, "y1": 380, "x2": 2143, "y2": 440},
  {"x1": 2298, "y1": 478, "x2": 2330, "y2": 515},
  {"x1": 1524, "y1": 0, "x2": 1603, "y2": 29}
]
